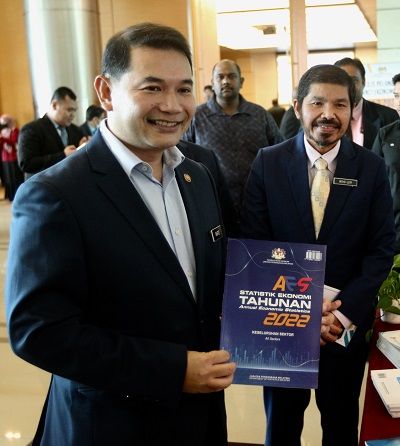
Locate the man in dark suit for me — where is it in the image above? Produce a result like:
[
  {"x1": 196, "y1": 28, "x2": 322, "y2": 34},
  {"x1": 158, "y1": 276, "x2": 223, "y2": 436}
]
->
[
  {"x1": 241, "y1": 64, "x2": 395, "y2": 446},
  {"x1": 334, "y1": 57, "x2": 398, "y2": 149},
  {"x1": 6, "y1": 23, "x2": 236, "y2": 446},
  {"x1": 280, "y1": 86, "x2": 301, "y2": 140},
  {"x1": 372, "y1": 73, "x2": 400, "y2": 253},
  {"x1": 267, "y1": 99, "x2": 286, "y2": 127},
  {"x1": 18, "y1": 86, "x2": 87, "y2": 179},
  {"x1": 80, "y1": 104, "x2": 106, "y2": 138}
]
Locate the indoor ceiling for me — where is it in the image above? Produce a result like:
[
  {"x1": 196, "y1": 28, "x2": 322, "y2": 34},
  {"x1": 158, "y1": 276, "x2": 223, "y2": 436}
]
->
[{"x1": 216, "y1": 0, "x2": 377, "y2": 52}]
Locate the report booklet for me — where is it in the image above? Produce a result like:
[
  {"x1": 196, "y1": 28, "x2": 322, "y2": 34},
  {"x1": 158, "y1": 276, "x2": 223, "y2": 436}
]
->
[
  {"x1": 220, "y1": 238, "x2": 327, "y2": 388},
  {"x1": 365, "y1": 438, "x2": 400, "y2": 446}
]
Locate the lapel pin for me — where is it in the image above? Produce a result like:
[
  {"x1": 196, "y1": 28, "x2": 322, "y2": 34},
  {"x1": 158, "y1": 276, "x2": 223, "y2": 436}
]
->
[
  {"x1": 184, "y1": 173, "x2": 192, "y2": 183},
  {"x1": 210, "y1": 225, "x2": 224, "y2": 242}
]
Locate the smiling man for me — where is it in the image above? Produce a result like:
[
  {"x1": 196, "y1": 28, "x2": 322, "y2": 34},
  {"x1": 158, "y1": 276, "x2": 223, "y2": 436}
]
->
[
  {"x1": 6, "y1": 23, "x2": 236, "y2": 446},
  {"x1": 241, "y1": 64, "x2": 395, "y2": 446}
]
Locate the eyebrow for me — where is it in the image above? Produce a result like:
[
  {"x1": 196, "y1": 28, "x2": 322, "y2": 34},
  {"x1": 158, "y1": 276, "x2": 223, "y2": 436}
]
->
[
  {"x1": 142, "y1": 76, "x2": 193, "y2": 85},
  {"x1": 310, "y1": 95, "x2": 349, "y2": 102}
]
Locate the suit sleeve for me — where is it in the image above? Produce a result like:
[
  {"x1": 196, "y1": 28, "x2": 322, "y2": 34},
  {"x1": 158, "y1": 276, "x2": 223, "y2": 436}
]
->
[
  {"x1": 6, "y1": 180, "x2": 187, "y2": 407},
  {"x1": 18, "y1": 124, "x2": 66, "y2": 174},
  {"x1": 335, "y1": 159, "x2": 395, "y2": 327},
  {"x1": 371, "y1": 129, "x2": 384, "y2": 157}
]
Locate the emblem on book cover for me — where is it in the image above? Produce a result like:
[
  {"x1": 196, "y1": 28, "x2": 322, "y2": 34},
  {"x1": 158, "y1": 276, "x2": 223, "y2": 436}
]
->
[{"x1": 271, "y1": 248, "x2": 286, "y2": 260}]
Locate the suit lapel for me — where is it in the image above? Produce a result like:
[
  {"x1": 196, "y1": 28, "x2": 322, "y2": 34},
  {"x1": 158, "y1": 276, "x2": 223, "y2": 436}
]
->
[
  {"x1": 85, "y1": 135, "x2": 195, "y2": 302},
  {"x1": 318, "y1": 138, "x2": 358, "y2": 240},
  {"x1": 175, "y1": 162, "x2": 207, "y2": 308},
  {"x1": 287, "y1": 133, "x2": 316, "y2": 241},
  {"x1": 42, "y1": 115, "x2": 64, "y2": 151}
]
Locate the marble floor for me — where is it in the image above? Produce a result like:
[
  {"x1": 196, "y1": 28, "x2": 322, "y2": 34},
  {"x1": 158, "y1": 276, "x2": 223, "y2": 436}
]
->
[{"x1": 0, "y1": 190, "x2": 366, "y2": 446}]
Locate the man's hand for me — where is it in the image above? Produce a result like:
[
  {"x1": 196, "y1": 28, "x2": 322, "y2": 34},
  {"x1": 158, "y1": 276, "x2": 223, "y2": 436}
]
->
[
  {"x1": 183, "y1": 350, "x2": 236, "y2": 393},
  {"x1": 79, "y1": 136, "x2": 89, "y2": 146},
  {"x1": 64, "y1": 145, "x2": 77, "y2": 156},
  {"x1": 320, "y1": 298, "x2": 344, "y2": 345}
]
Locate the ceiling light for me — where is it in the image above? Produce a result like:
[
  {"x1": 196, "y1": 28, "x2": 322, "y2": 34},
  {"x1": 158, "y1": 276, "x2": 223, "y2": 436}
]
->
[{"x1": 216, "y1": 2, "x2": 375, "y2": 51}]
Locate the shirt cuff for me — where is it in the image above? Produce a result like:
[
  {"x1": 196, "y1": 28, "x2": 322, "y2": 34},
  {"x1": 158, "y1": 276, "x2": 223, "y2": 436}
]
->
[{"x1": 332, "y1": 309, "x2": 352, "y2": 329}]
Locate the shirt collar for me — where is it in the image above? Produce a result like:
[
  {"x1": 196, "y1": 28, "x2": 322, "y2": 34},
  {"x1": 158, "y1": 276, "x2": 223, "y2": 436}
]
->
[
  {"x1": 303, "y1": 135, "x2": 340, "y2": 171},
  {"x1": 99, "y1": 119, "x2": 184, "y2": 179},
  {"x1": 48, "y1": 116, "x2": 64, "y2": 130},
  {"x1": 206, "y1": 94, "x2": 253, "y2": 116}
]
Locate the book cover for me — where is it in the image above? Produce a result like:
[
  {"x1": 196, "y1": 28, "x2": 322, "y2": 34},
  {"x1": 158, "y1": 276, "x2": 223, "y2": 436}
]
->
[
  {"x1": 377, "y1": 337, "x2": 400, "y2": 369},
  {"x1": 365, "y1": 437, "x2": 400, "y2": 445},
  {"x1": 380, "y1": 330, "x2": 400, "y2": 350},
  {"x1": 371, "y1": 369, "x2": 400, "y2": 410},
  {"x1": 220, "y1": 238, "x2": 327, "y2": 388}
]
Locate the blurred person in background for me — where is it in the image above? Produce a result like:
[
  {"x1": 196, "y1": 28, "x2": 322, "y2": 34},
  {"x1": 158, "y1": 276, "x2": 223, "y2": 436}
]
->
[
  {"x1": 267, "y1": 98, "x2": 286, "y2": 127},
  {"x1": 372, "y1": 73, "x2": 400, "y2": 253},
  {"x1": 80, "y1": 104, "x2": 106, "y2": 138},
  {"x1": 334, "y1": 57, "x2": 398, "y2": 149},
  {"x1": 0, "y1": 114, "x2": 23, "y2": 201},
  {"x1": 18, "y1": 86, "x2": 87, "y2": 179}
]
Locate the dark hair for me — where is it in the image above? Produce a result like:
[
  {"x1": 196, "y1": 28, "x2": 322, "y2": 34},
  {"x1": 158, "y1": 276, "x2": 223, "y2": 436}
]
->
[
  {"x1": 334, "y1": 57, "x2": 366, "y2": 83},
  {"x1": 212, "y1": 59, "x2": 242, "y2": 78},
  {"x1": 102, "y1": 22, "x2": 192, "y2": 80},
  {"x1": 393, "y1": 73, "x2": 400, "y2": 85},
  {"x1": 204, "y1": 85, "x2": 213, "y2": 91},
  {"x1": 51, "y1": 86, "x2": 77, "y2": 102},
  {"x1": 86, "y1": 105, "x2": 105, "y2": 121},
  {"x1": 296, "y1": 64, "x2": 356, "y2": 110}
]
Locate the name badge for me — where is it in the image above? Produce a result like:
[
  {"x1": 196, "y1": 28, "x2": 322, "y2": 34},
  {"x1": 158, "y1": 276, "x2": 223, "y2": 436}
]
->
[
  {"x1": 333, "y1": 177, "x2": 358, "y2": 187},
  {"x1": 210, "y1": 225, "x2": 224, "y2": 242}
]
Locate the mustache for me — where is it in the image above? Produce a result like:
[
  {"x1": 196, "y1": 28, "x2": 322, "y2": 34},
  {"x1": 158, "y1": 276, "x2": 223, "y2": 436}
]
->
[{"x1": 314, "y1": 118, "x2": 340, "y2": 127}]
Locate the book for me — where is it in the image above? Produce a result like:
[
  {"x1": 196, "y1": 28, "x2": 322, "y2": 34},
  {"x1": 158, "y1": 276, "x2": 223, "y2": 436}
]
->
[
  {"x1": 377, "y1": 330, "x2": 400, "y2": 368},
  {"x1": 371, "y1": 369, "x2": 400, "y2": 417},
  {"x1": 365, "y1": 437, "x2": 400, "y2": 445},
  {"x1": 220, "y1": 238, "x2": 326, "y2": 388}
]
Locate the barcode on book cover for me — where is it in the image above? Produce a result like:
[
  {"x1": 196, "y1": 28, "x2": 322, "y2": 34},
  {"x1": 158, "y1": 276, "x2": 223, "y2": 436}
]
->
[{"x1": 305, "y1": 250, "x2": 323, "y2": 261}]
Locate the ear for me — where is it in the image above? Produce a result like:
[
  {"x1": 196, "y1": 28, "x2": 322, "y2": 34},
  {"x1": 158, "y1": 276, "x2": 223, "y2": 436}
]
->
[
  {"x1": 293, "y1": 99, "x2": 301, "y2": 119},
  {"x1": 240, "y1": 77, "x2": 245, "y2": 88},
  {"x1": 94, "y1": 75, "x2": 113, "y2": 112},
  {"x1": 50, "y1": 99, "x2": 58, "y2": 111}
]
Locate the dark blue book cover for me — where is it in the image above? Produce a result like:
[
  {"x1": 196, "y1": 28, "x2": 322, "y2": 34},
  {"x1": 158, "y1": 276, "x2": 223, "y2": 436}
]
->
[
  {"x1": 365, "y1": 438, "x2": 400, "y2": 446},
  {"x1": 220, "y1": 238, "x2": 327, "y2": 388}
]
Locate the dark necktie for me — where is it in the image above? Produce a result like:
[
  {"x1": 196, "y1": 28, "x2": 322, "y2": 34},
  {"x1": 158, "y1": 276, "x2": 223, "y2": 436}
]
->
[{"x1": 58, "y1": 126, "x2": 68, "y2": 146}]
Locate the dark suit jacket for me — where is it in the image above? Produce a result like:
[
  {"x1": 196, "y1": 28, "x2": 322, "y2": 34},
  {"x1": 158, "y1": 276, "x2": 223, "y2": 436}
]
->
[
  {"x1": 279, "y1": 106, "x2": 301, "y2": 140},
  {"x1": 241, "y1": 132, "x2": 394, "y2": 344},
  {"x1": 362, "y1": 99, "x2": 398, "y2": 149},
  {"x1": 18, "y1": 114, "x2": 84, "y2": 178},
  {"x1": 6, "y1": 132, "x2": 227, "y2": 445},
  {"x1": 80, "y1": 121, "x2": 95, "y2": 138},
  {"x1": 177, "y1": 140, "x2": 239, "y2": 236},
  {"x1": 372, "y1": 119, "x2": 400, "y2": 252}
]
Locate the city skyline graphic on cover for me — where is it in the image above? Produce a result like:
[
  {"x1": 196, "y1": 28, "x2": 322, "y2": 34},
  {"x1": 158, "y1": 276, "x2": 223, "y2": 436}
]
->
[{"x1": 220, "y1": 238, "x2": 326, "y2": 388}]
